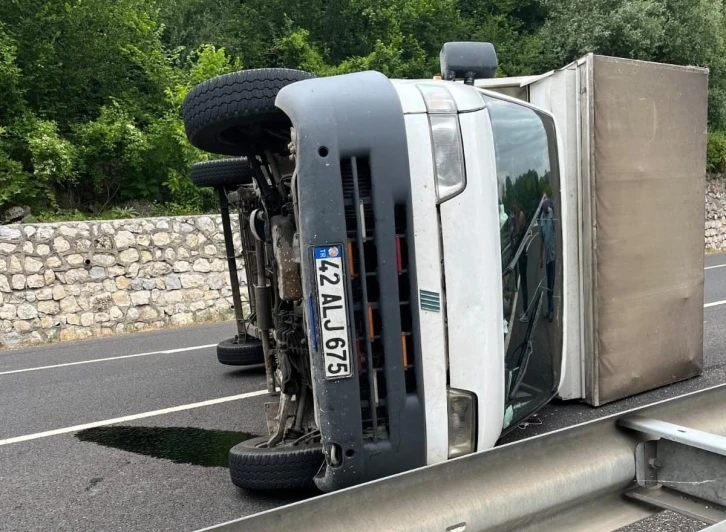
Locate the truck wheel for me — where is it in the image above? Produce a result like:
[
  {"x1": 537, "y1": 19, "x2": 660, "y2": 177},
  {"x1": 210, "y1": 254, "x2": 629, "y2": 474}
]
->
[
  {"x1": 190, "y1": 158, "x2": 254, "y2": 189},
  {"x1": 217, "y1": 337, "x2": 265, "y2": 366},
  {"x1": 229, "y1": 437, "x2": 324, "y2": 490},
  {"x1": 182, "y1": 68, "x2": 314, "y2": 156}
]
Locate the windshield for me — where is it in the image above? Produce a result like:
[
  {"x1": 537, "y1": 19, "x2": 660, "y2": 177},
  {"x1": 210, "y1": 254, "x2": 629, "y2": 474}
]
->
[{"x1": 481, "y1": 92, "x2": 563, "y2": 431}]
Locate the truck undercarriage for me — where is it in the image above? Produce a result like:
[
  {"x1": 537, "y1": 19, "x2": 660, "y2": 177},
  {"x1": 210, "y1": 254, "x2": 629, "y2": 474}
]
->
[
  {"x1": 185, "y1": 68, "x2": 325, "y2": 489},
  {"x1": 184, "y1": 67, "x2": 425, "y2": 491}
]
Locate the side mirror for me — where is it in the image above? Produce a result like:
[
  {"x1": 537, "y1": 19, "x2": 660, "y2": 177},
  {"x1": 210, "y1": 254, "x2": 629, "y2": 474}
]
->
[{"x1": 440, "y1": 42, "x2": 498, "y2": 85}]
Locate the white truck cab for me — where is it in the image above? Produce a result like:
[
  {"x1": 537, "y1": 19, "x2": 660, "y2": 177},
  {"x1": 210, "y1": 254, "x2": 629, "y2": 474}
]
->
[{"x1": 389, "y1": 76, "x2": 567, "y2": 462}]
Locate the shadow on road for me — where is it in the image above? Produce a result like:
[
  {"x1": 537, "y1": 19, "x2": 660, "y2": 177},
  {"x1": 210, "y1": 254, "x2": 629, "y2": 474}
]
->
[
  {"x1": 220, "y1": 365, "x2": 267, "y2": 379},
  {"x1": 76, "y1": 426, "x2": 255, "y2": 467},
  {"x1": 234, "y1": 486, "x2": 321, "y2": 503}
]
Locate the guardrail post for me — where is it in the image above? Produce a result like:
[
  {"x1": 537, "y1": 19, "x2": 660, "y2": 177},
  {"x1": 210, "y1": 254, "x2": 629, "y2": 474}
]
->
[{"x1": 619, "y1": 416, "x2": 726, "y2": 525}]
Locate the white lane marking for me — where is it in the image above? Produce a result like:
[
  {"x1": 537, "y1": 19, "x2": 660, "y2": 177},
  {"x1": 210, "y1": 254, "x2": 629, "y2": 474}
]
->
[
  {"x1": 0, "y1": 344, "x2": 217, "y2": 376},
  {"x1": 705, "y1": 264, "x2": 726, "y2": 270},
  {"x1": 0, "y1": 389, "x2": 268, "y2": 447},
  {"x1": 705, "y1": 300, "x2": 726, "y2": 309}
]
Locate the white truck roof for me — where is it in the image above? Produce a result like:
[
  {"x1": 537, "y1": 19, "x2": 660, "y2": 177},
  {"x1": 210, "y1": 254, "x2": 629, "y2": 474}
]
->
[{"x1": 391, "y1": 79, "x2": 486, "y2": 114}]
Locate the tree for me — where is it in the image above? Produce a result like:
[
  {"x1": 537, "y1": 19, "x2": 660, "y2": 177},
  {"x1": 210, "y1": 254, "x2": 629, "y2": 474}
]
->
[
  {"x1": 1, "y1": 0, "x2": 724, "y2": 214},
  {"x1": 0, "y1": 0, "x2": 168, "y2": 128},
  {"x1": 157, "y1": 0, "x2": 467, "y2": 78},
  {"x1": 659, "y1": 0, "x2": 726, "y2": 129},
  {"x1": 0, "y1": 24, "x2": 24, "y2": 120},
  {"x1": 156, "y1": 0, "x2": 270, "y2": 67},
  {"x1": 537, "y1": 0, "x2": 726, "y2": 128},
  {"x1": 537, "y1": 0, "x2": 665, "y2": 67}
]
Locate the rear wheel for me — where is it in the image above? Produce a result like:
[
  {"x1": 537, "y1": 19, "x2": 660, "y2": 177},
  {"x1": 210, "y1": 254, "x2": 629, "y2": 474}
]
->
[
  {"x1": 229, "y1": 436, "x2": 324, "y2": 490},
  {"x1": 190, "y1": 158, "x2": 254, "y2": 188},
  {"x1": 182, "y1": 68, "x2": 314, "y2": 156},
  {"x1": 217, "y1": 337, "x2": 265, "y2": 366}
]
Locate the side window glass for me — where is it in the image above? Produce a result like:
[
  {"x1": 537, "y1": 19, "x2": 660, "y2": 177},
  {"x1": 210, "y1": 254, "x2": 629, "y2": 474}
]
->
[{"x1": 482, "y1": 94, "x2": 562, "y2": 431}]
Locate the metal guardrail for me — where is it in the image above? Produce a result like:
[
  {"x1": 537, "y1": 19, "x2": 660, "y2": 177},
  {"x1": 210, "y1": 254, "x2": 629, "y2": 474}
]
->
[{"x1": 200, "y1": 384, "x2": 726, "y2": 532}]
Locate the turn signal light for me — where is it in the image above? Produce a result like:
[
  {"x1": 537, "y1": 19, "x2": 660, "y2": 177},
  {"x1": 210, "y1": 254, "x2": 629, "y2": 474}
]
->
[
  {"x1": 402, "y1": 334, "x2": 409, "y2": 367},
  {"x1": 367, "y1": 303, "x2": 375, "y2": 343},
  {"x1": 347, "y1": 240, "x2": 355, "y2": 277}
]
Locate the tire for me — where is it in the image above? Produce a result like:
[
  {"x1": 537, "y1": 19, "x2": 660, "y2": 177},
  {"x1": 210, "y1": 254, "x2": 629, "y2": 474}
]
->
[
  {"x1": 217, "y1": 337, "x2": 265, "y2": 366},
  {"x1": 182, "y1": 68, "x2": 315, "y2": 156},
  {"x1": 229, "y1": 436, "x2": 324, "y2": 490},
  {"x1": 190, "y1": 158, "x2": 255, "y2": 189}
]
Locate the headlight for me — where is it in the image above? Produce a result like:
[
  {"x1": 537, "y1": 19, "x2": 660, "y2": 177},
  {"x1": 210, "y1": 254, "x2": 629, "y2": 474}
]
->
[
  {"x1": 447, "y1": 388, "x2": 477, "y2": 458},
  {"x1": 417, "y1": 84, "x2": 466, "y2": 204},
  {"x1": 430, "y1": 115, "x2": 466, "y2": 203}
]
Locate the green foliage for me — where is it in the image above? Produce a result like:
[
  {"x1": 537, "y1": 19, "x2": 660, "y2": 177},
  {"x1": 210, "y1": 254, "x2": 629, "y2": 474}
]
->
[
  {"x1": 109, "y1": 206, "x2": 140, "y2": 219},
  {"x1": 154, "y1": 202, "x2": 205, "y2": 217},
  {"x1": 0, "y1": 127, "x2": 28, "y2": 207},
  {"x1": 537, "y1": 0, "x2": 665, "y2": 66},
  {"x1": 0, "y1": 0, "x2": 168, "y2": 125},
  {"x1": 73, "y1": 102, "x2": 152, "y2": 204},
  {"x1": 32, "y1": 210, "x2": 89, "y2": 223},
  {"x1": 538, "y1": 0, "x2": 726, "y2": 128},
  {"x1": 707, "y1": 130, "x2": 726, "y2": 173},
  {"x1": 0, "y1": 0, "x2": 723, "y2": 217},
  {"x1": 0, "y1": 24, "x2": 24, "y2": 120},
  {"x1": 30, "y1": 201, "x2": 205, "y2": 222},
  {"x1": 145, "y1": 45, "x2": 240, "y2": 213},
  {"x1": 25, "y1": 119, "x2": 77, "y2": 186},
  {"x1": 156, "y1": 0, "x2": 269, "y2": 66},
  {"x1": 502, "y1": 171, "x2": 552, "y2": 223}
]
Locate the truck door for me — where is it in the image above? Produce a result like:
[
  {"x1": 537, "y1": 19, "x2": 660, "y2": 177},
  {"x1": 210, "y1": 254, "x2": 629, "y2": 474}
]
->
[{"x1": 480, "y1": 92, "x2": 565, "y2": 432}]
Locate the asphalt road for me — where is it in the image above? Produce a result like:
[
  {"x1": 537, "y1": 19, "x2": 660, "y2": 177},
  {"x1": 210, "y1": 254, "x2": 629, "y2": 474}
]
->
[
  {"x1": 1, "y1": 254, "x2": 725, "y2": 531},
  {"x1": 0, "y1": 323, "x2": 286, "y2": 532}
]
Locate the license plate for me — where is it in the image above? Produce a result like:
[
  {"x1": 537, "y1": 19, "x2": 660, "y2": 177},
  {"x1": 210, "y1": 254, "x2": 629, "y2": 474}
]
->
[{"x1": 314, "y1": 245, "x2": 353, "y2": 379}]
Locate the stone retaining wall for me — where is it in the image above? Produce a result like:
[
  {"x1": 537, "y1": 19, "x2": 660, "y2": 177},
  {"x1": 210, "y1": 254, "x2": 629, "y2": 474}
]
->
[
  {"x1": 0, "y1": 216, "x2": 242, "y2": 347},
  {"x1": 0, "y1": 182, "x2": 723, "y2": 347},
  {"x1": 706, "y1": 180, "x2": 726, "y2": 252}
]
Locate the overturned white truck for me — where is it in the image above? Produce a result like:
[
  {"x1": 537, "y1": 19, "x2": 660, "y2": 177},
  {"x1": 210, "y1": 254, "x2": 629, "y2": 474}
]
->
[{"x1": 182, "y1": 42, "x2": 707, "y2": 492}]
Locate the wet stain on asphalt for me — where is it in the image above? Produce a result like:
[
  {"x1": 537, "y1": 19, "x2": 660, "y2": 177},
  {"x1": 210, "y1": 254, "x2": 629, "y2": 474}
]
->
[
  {"x1": 75, "y1": 426, "x2": 255, "y2": 468},
  {"x1": 85, "y1": 477, "x2": 104, "y2": 491}
]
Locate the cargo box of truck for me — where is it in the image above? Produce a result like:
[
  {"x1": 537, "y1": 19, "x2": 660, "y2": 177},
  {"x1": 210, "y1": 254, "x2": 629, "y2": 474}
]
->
[{"x1": 477, "y1": 54, "x2": 708, "y2": 405}]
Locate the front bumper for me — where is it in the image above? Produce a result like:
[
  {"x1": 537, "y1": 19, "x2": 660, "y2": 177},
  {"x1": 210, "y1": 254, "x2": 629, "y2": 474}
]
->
[{"x1": 276, "y1": 71, "x2": 426, "y2": 491}]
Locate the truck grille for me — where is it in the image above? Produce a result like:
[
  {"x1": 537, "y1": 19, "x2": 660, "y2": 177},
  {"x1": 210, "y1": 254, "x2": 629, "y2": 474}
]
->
[
  {"x1": 395, "y1": 204, "x2": 416, "y2": 395},
  {"x1": 342, "y1": 157, "x2": 416, "y2": 439}
]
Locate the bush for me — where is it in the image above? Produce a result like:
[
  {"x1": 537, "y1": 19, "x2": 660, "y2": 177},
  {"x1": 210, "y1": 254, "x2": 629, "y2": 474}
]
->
[
  {"x1": 25, "y1": 119, "x2": 78, "y2": 205},
  {"x1": 28, "y1": 201, "x2": 211, "y2": 223},
  {"x1": 707, "y1": 130, "x2": 726, "y2": 173},
  {"x1": 0, "y1": 129, "x2": 28, "y2": 207},
  {"x1": 73, "y1": 102, "x2": 153, "y2": 205},
  {"x1": 4, "y1": 0, "x2": 726, "y2": 219}
]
